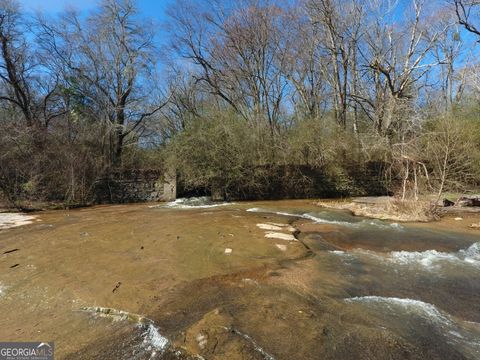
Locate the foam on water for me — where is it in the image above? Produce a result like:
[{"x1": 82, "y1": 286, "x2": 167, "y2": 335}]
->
[
  {"x1": 460, "y1": 242, "x2": 480, "y2": 261},
  {"x1": 80, "y1": 306, "x2": 170, "y2": 356},
  {"x1": 246, "y1": 208, "x2": 403, "y2": 230},
  {"x1": 345, "y1": 296, "x2": 480, "y2": 357},
  {"x1": 345, "y1": 296, "x2": 451, "y2": 324},
  {"x1": 142, "y1": 323, "x2": 170, "y2": 353},
  {"x1": 152, "y1": 196, "x2": 233, "y2": 209},
  {"x1": 301, "y1": 213, "x2": 353, "y2": 226},
  {"x1": 247, "y1": 208, "x2": 351, "y2": 226},
  {"x1": 388, "y1": 242, "x2": 480, "y2": 270},
  {"x1": 331, "y1": 242, "x2": 480, "y2": 271},
  {"x1": 0, "y1": 213, "x2": 37, "y2": 230}
]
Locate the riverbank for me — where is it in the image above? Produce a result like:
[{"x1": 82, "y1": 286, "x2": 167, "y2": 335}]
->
[
  {"x1": 315, "y1": 196, "x2": 480, "y2": 233},
  {"x1": 0, "y1": 199, "x2": 93, "y2": 213},
  {"x1": 315, "y1": 197, "x2": 438, "y2": 222}
]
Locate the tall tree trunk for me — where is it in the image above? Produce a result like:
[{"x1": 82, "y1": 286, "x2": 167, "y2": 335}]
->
[{"x1": 113, "y1": 107, "x2": 126, "y2": 167}]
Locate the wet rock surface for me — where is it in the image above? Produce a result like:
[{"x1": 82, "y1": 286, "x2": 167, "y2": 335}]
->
[{"x1": 0, "y1": 199, "x2": 479, "y2": 359}]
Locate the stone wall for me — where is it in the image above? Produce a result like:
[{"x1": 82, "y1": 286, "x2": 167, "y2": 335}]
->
[
  {"x1": 94, "y1": 169, "x2": 176, "y2": 204},
  {"x1": 199, "y1": 163, "x2": 389, "y2": 201}
]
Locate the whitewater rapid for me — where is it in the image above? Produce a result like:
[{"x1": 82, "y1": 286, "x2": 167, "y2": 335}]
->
[
  {"x1": 80, "y1": 306, "x2": 170, "y2": 357},
  {"x1": 150, "y1": 196, "x2": 234, "y2": 209},
  {"x1": 345, "y1": 296, "x2": 480, "y2": 358},
  {"x1": 331, "y1": 242, "x2": 480, "y2": 270},
  {"x1": 246, "y1": 207, "x2": 403, "y2": 230}
]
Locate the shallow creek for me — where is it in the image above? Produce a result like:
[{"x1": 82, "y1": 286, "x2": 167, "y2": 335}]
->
[{"x1": 0, "y1": 199, "x2": 479, "y2": 359}]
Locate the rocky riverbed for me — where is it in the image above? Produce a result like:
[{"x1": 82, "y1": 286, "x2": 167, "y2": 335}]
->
[{"x1": 0, "y1": 199, "x2": 479, "y2": 359}]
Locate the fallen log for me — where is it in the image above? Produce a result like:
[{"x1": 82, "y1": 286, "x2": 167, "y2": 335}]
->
[{"x1": 456, "y1": 196, "x2": 480, "y2": 207}]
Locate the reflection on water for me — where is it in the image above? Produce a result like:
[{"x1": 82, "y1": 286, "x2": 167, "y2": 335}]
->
[{"x1": 0, "y1": 199, "x2": 479, "y2": 359}]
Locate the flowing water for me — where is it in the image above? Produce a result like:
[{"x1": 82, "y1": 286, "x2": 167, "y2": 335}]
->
[{"x1": 0, "y1": 199, "x2": 479, "y2": 359}]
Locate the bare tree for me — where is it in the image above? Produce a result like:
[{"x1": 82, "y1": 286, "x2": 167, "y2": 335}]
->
[
  {"x1": 307, "y1": 0, "x2": 353, "y2": 128},
  {"x1": 430, "y1": 8, "x2": 463, "y2": 111},
  {"x1": 281, "y1": 5, "x2": 328, "y2": 119},
  {"x1": 38, "y1": 0, "x2": 168, "y2": 166},
  {"x1": 424, "y1": 115, "x2": 477, "y2": 201},
  {"x1": 354, "y1": 0, "x2": 449, "y2": 135},
  {"x1": 0, "y1": 0, "x2": 66, "y2": 128},
  {"x1": 169, "y1": 0, "x2": 289, "y2": 138},
  {"x1": 154, "y1": 68, "x2": 205, "y2": 142},
  {"x1": 453, "y1": 0, "x2": 480, "y2": 38}
]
